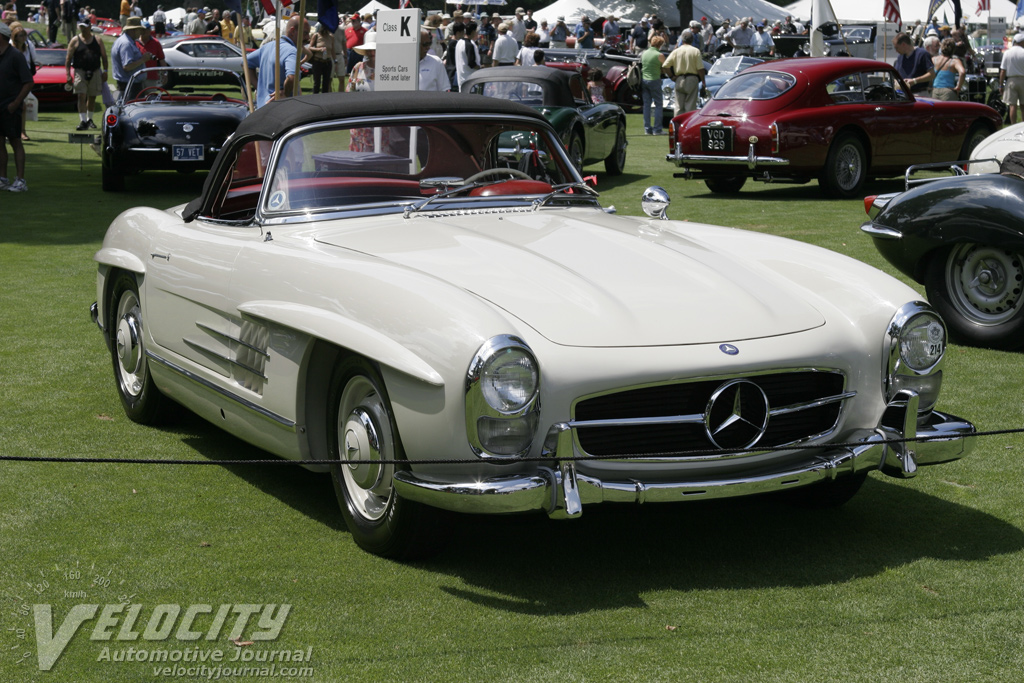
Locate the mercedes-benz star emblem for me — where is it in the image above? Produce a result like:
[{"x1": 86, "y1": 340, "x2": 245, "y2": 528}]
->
[
  {"x1": 719, "y1": 344, "x2": 739, "y2": 355},
  {"x1": 704, "y1": 379, "x2": 770, "y2": 450}
]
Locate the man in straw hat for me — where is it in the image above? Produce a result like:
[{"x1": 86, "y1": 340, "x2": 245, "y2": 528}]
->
[{"x1": 111, "y1": 16, "x2": 148, "y2": 94}]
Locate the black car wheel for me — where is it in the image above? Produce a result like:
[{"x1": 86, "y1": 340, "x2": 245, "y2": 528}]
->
[
  {"x1": 328, "y1": 356, "x2": 445, "y2": 559},
  {"x1": 604, "y1": 122, "x2": 627, "y2": 175},
  {"x1": 108, "y1": 272, "x2": 172, "y2": 424},
  {"x1": 820, "y1": 134, "x2": 866, "y2": 198},
  {"x1": 567, "y1": 131, "x2": 584, "y2": 172},
  {"x1": 926, "y1": 244, "x2": 1024, "y2": 350},
  {"x1": 102, "y1": 163, "x2": 124, "y2": 192},
  {"x1": 704, "y1": 175, "x2": 747, "y2": 193},
  {"x1": 959, "y1": 123, "x2": 994, "y2": 160}
]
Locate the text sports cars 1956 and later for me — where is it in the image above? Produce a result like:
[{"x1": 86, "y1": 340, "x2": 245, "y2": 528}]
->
[
  {"x1": 91, "y1": 92, "x2": 975, "y2": 559},
  {"x1": 461, "y1": 66, "x2": 627, "y2": 175},
  {"x1": 666, "y1": 57, "x2": 1003, "y2": 198},
  {"x1": 101, "y1": 66, "x2": 250, "y2": 191}
]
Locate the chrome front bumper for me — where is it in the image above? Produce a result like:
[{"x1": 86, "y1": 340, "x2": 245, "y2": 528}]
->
[
  {"x1": 666, "y1": 141, "x2": 790, "y2": 172},
  {"x1": 393, "y1": 407, "x2": 975, "y2": 520}
]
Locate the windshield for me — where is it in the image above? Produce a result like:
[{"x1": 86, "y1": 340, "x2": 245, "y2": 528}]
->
[
  {"x1": 714, "y1": 72, "x2": 797, "y2": 100},
  {"x1": 207, "y1": 117, "x2": 582, "y2": 221},
  {"x1": 708, "y1": 56, "x2": 760, "y2": 75},
  {"x1": 123, "y1": 67, "x2": 249, "y2": 105}
]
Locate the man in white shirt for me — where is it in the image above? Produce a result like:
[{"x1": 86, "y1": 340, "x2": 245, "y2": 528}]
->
[
  {"x1": 727, "y1": 19, "x2": 754, "y2": 54},
  {"x1": 491, "y1": 23, "x2": 517, "y2": 66},
  {"x1": 509, "y1": 7, "x2": 526, "y2": 44},
  {"x1": 455, "y1": 20, "x2": 480, "y2": 88},
  {"x1": 418, "y1": 28, "x2": 449, "y2": 91},
  {"x1": 750, "y1": 23, "x2": 774, "y2": 57},
  {"x1": 1000, "y1": 33, "x2": 1024, "y2": 124}
]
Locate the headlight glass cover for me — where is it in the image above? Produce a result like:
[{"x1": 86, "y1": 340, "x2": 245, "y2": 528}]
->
[
  {"x1": 884, "y1": 302, "x2": 946, "y2": 410},
  {"x1": 899, "y1": 313, "x2": 945, "y2": 371},
  {"x1": 480, "y1": 347, "x2": 539, "y2": 413},
  {"x1": 466, "y1": 335, "x2": 541, "y2": 459}
]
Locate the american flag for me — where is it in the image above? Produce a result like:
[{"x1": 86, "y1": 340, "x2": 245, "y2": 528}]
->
[
  {"x1": 976, "y1": 0, "x2": 990, "y2": 15},
  {"x1": 883, "y1": 0, "x2": 902, "y2": 28},
  {"x1": 399, "y1": 0, "x2": 411, "y2": 7}
]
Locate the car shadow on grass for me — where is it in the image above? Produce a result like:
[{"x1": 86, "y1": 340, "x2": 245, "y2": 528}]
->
[
  {"x1": 169, "y1": 410, "x2": 346, "y2": 532},
  {"x1": 422, "y1": 477, "x2": 1024, "y2": 614}
]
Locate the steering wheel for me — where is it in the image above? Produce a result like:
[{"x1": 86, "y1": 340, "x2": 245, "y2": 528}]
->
[
  {"x1": 866, "y1": 84, "x2": 896, "y2": 102},
  {"x1": 138, "y1": 86, "x2": 168, "y2": 98},
  {"x1": 508, "y1": 91, "x2": 523, "y2": 102},
  {"x1": 463, "y1": 167, "x2": 533, "y2": 184}
]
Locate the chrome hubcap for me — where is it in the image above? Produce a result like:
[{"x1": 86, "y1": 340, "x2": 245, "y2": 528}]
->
[
  {"x1": 337, "y1": 376, "x2": 394, "y2": 521},
  {"x1": 947, "y1": 243, "x2": 1024, "y2": 325},
  {"x1": 114, "y1": 291, "x2": 146, "y2": 398}
]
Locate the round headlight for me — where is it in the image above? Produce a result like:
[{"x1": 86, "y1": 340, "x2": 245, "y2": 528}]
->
[
  {"x1": 481, "y1": 347, "x2": 539, "y2": 413},
  {"x1": 899, "y1": 314, "x2": 945, "y2": 371}
]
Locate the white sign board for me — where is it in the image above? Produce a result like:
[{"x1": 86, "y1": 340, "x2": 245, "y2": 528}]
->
[{"x1": 375, "y1": 9, "x2": 420, "y2": 91}]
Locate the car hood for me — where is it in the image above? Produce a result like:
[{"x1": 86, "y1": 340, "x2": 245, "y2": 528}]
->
[{"x1": 313, "y1": 209, "x2": 825, "y2": 347}]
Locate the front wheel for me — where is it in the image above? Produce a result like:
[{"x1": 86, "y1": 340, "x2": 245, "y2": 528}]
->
[
  {"x1": 959, "y1": 123, "x2": 994, "y2": 160},
  {"x1": 925, "y1": 244, "x2": 1024, "y2": 350},
  {"x1": 704, "y1": 175, "x2": 746, "y2": 193},
  {"x1": 604, "y1": 122, "x2": 627, "y2": 175},
  {"x1": 819, "y1": 134, "x2": 866, "y2": 198},
  {"x1": 108, "y1": 272, "x2": 173, "y2": 424},
  {"x1": 328, "y1": 356, "x2": 445, "y2": 559},
  {"x1": 566, "y1": 131, "x2": 584, "y2": 172}
]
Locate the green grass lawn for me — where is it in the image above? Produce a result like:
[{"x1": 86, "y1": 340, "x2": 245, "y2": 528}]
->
[{"x1": 3, "y1": 107, "x2": 1024, "y2": 682}]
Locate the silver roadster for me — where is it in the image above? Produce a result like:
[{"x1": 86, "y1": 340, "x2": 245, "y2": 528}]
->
[{"x1": 92, "y1": 92, "x2": 975, "y2": 558}]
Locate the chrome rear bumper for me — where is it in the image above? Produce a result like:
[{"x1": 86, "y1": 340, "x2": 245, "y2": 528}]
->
[
  {"x1": 666, "y1": 141, "x2": 790, "y2": 171},
  {"x1": 393, "y1": 408, "x2": 975, "y2": 520}
]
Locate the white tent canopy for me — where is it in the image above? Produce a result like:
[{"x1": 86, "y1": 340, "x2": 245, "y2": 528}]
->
[
  {"x1": 533, "y1": 0, "x2": 607, "y2": 26},
  {"x1": 595, "y1": 0, "x2": 789, "y2": 27},
  {"x1": 359, "y1": 0, "x2": 392, "y2": 15},
  {"x1": 785, "y1": 0, "x2": 1021, "y2": 24}
]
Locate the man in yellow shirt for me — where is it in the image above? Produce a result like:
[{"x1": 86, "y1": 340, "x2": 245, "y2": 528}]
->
[
  {"x1": 662, "y1": 30, "x2": 705, "y2": 116},
  {"x1": 220, "y1": 12, "x2": 236, "y2": 41},
  {"x1": 119, "y1": 0, "x2": 130, "y2": 27}
]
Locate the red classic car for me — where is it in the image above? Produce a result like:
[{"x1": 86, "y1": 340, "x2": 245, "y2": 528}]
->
[
  {"x1": 91, "y1": 16, "x2": 123, "y2": 37},
  {"x1": 32, "y1": 48, "x2": 76, "y2": 106},
  {"x1": 666, "y1": 58, "x2": 1003, "y2": 198}
]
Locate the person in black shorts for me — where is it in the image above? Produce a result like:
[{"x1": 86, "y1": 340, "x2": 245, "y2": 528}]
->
[{"x1": 0, "y1": 21, "x2": 33, "y2": 192}]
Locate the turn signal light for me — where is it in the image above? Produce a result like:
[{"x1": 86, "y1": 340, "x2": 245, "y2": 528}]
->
[{"x1": 864, "y1": 195, "x2": 877, "y2": 215}]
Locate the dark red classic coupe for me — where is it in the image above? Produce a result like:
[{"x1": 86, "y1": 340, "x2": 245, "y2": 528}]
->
[{"x1": 666, "y1": 58, "x2": 1003, "y2": 198}]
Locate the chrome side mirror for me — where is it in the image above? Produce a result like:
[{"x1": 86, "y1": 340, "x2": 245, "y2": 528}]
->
[{"x1": 641, "y1": 186, "x2": 670, "y2": 220}]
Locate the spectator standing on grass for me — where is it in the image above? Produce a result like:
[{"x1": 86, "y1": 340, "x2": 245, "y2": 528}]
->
[
  {"x1": 65, "y1": 19, "x2": 106, "y2": 130},
  {"x1": 663, "y1": 30, "x2": 705, "y2": 117},
  {"x1": 640, "y1": 34, "x2": 665, "y2": 135},
  {"x1": 47, "y1": 0, "x2": 60, "y2": 44},
  {"x1": 418, "y1": 28, "x2": 448, "y2": 92},
  {"x1": 442, "y1": 22, "x2": 464, "y2": 91},
  {"x1": 331, "y1": 22, "x2": 346, "y2": 91},
  {"x1": 893, "y1": 32, "x2": 935, "y2": 95},
  {"x1": 751, "y1": 23, "x2": 774, "y2": 57},
  {"x1": 345, "y1": 12, "x2": 365, "y2": 75},
  {"x1": 9, "y1": 22, "x2": 33, "y2": 141},
  {"x1": 455, "y1": 20, "x2": 480, "y2": 89},
  {"x1": 219, "y1": 11, "x2": 234, "y2": 41},
  {"x1": 61, "y1": 0, "x2": 77, "y2": 44},
  {"x1": 111, "y1": 16, "x2": 147, "y2": 94},
  {"x1": 515, "y1": 31, "x2": 539, "y2": 66},
  {"x1": 999, "y1": 33, "x2": 1024, "y2": 124},
  {"x1": 186, "y1": 9, "x2": 205, "y2": 36},
  {"x1": 346, "y1": 30, "x2": 375, "y2": 91},
  {"x1": 931, "y1": 37, "x2": 965, "y2": 101},
  {"x1": 138, "y1": 21, "x2": 168, "y2": 84},
  {"x1": 246, "y1": 15, "x2": 307, "y2": 108},
  {"x1": 509, "y1": 8, "x2": 525, "y2": 45},
  {"x1": 0, "y1": 21, "x2": 32, "y2": 192},
  {"x1": 549, "y1": 16, "x2": 568, "y2": 49},
  {"x1": 118, "y1": 0, "x2": 128, "y2": 26},
  {"x1": 587, "y1": 67, "x2": 604, "y2": 102},
  {"x1": 491, "y1": 22, "x2": 516, "y2": 66},
  {"x1": 152, "y1": 5, "x2": 166, "y2": 36},
  {"x1": 575, "y1": 17, "x2": 594, "y2": 49},
  {"x1": 308, "y1": 22, "x2": 333, "y2": 94},
  {"x1": 630, "y1": 16, "x2": 648, "y2": 54}
]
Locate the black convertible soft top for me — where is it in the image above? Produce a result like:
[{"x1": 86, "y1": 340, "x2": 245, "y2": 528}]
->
[
  {"x1": 462, "y1": 67, "x2": 583, "y2": 108},
  {"x1": 233, "y1": 90, "x2": 548, "y2": 140}
]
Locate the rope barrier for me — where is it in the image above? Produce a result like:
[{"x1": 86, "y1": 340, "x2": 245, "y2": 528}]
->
[{"x1": 0, "y1": 427, "x2": 1017, "y2": 467}]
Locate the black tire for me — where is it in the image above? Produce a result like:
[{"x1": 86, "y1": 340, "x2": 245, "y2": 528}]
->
[
  {"x1": 787, "y1": 472, "x2": 868, "y2": 509},
  {"x1": 604, "y1": 122, "x2": 627, "y2": 175},
  {"x1": 108, "y1": 272, "x2": 173, "y2": 424},
  {"x1": 566, "y1": 130, "x2": 584, "y2": 172},
  {"x1": 704, "y1": 175, "x2": 747, "y2": 193},
  {"x1": 102, "y1": 163, "x2": 124, "y2": 192},
  {"x1": 819, "y1": 133, "x2": 866, "y2": 199},
  {"x1": 327, "y1": 356, "x2": 446, "y2": 559},
  {"x1": 925, "y1": 244, "x2": 1024, "y2": 350},
  {"x1": 959, "y1": 123, "x2": 994, "y2": 160}
]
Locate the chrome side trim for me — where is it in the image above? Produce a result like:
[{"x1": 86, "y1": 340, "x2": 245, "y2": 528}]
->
[
  {"x1": 860, "y1": 223, "x2": 902, "y2": 240},
  {"x1": 183, "y1": 338, "x2": 269, "y2": 380},
  {"x1": 769, "y1": 390, "x2": 857, "y2": 416},
  {"x1": 146, "y1": 350, "x2": 293, "y2": 429},
  {"x1": 196, "y1": 321, "x2": 270, "y2": 358}
]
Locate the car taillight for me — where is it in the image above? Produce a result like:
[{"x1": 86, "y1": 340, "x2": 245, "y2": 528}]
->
[
  {"x1": 106, "y1": 113, "x2": 118, "y2": 127},
  {"x1": 769, "y1": 122, "x2": 779, "y2": 154},
  {"x1": 864, "y1": 195, "x2": 877, "y2": 215},
  {"x1": 668, "y1": 120, "x2": 676, "y2": 148}
]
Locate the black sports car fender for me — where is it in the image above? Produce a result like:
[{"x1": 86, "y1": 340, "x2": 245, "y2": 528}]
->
[{"x1": 864, "y1": 173, "x2": 1024, "y2": 283}]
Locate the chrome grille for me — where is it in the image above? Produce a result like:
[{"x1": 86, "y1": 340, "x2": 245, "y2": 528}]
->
[{"x1": 573, "y1": 370, "x2": 849, "y2": 458}]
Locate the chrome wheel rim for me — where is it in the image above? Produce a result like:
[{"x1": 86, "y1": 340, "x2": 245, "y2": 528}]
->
[
  {"x1": 946, "y1": 243, "x2": 1024, "y2": 325},
  {"x1": 114, "y1": 290, "x2": 146, "y2": 398},
  {"x1": 833, "y1": 143, "x2": 863, "y2": 191},
  {"x1": 337, "y1": 375, "x2": 394, "y2": 522}
]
